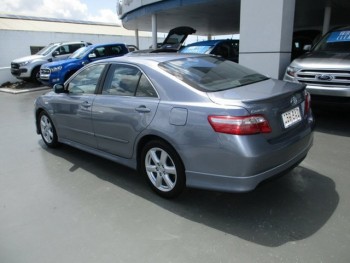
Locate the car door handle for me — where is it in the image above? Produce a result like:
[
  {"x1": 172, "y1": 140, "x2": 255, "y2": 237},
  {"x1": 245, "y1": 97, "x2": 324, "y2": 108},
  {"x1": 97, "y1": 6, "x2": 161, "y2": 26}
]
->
[
  {"x1": 135, "y1": 105, "x2": 151, "y2": 113},
  {"x1": 81, "y1": 101, "x2": 92, "y2": 108}
]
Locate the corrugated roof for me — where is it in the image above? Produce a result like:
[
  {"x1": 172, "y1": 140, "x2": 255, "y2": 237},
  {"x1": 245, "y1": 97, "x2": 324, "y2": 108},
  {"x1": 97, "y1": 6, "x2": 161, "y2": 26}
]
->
[{"x1": 0, "y1": 14, "x2": 151, "y2": 37}]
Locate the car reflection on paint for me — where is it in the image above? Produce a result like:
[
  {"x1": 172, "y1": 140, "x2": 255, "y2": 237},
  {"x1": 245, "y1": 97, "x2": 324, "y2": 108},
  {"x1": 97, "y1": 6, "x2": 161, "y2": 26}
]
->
[{"x1": 34, "y1": 53, "x2": 314, "y2": 198}]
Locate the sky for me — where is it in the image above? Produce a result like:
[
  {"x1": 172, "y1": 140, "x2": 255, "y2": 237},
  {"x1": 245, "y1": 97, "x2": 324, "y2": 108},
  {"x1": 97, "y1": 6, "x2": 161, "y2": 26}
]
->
[{"x1": 2, "y1": 0, "x2": 121, "y2": 24}]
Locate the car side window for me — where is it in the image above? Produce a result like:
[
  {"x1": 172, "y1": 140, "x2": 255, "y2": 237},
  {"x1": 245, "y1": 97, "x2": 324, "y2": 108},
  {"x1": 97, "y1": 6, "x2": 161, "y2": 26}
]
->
[
  {"x1": 94, "y1": 47, "x2": 106, "y2": 57},
  {"x1": 57, "y1": 45, "x2": 70, "y2": 55},
  {"x1": 102, "y1": 65, "x2": 141, "y2": 96},
  {"x1": 102, "y1": 65, "x2": 158, "y2": 97},
  {"x1": 106, "y1": 45, "x2": 123, "y2": 56},
  {"x1": 69, "y1": 44, "x2": 85, "y2": 53},
  {"x1": 68, "y1": 64, "x2": 106, "y2": 95},
  {"x1": 136, "y1": 74, "x2": 158, "y2": 98}
]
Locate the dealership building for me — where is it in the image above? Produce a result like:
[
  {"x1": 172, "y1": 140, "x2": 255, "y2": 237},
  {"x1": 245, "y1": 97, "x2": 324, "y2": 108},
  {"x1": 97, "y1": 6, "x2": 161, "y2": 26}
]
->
[
  {"x1": 1, "y1": 0, "x2": 349, "y2": 85},
  {"x1": 117, "y1": 0, "x2": 350, "y2": 79}
]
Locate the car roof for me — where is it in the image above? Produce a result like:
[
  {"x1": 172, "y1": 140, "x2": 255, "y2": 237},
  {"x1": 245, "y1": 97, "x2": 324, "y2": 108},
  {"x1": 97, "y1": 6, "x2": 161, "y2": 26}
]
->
[
  {"x1": 185, "y1": 39, "x2": 239, "y2": 47},
  {"x1": 99, "y1": 53, "x2": 208, "y2": 65},
  {"x1": 88, "y1": 43, "x2": 126, "y2": 48}
]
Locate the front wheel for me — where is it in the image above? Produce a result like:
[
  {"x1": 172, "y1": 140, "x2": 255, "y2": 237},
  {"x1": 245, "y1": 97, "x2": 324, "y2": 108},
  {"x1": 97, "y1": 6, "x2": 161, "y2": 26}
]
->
[
  {"x1": 141, "y1": 140, "x2": 186, "y2": 198},
  {"x1": 31, "y1": 67, "x2": 41, "y2": 84},
  {"x1": 39, "y1": 111, "x2": 59, "y2": 148}
]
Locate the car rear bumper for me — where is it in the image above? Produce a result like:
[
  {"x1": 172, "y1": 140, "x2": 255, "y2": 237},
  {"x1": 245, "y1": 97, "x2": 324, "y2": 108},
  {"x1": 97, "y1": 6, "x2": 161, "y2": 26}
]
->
[{"x1": 185, "y1": 130, "x2": 314, "y2": 193}]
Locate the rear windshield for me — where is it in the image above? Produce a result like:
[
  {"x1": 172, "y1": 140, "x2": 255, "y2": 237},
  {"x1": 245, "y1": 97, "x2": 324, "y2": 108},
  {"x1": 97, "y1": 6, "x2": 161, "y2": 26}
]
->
[
  {"x1": 158, "y1": 56, "x2": 268, "y2": 92},
  {"x1": 313, "y1": 30, "x2": 350, "y2": 52},
  {"x1": 180, "y1": 45, "x2": 212, "y2": 54}
]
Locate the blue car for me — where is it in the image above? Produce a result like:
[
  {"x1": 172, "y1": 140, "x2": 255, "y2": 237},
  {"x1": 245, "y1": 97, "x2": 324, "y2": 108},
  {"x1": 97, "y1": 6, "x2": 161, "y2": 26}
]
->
[
  {"x1": 39, "y1": 43, "x2": 129, "y2": 86},
  {"x1": 180, "y1": 39, "x2": 239, "y2": 62}
]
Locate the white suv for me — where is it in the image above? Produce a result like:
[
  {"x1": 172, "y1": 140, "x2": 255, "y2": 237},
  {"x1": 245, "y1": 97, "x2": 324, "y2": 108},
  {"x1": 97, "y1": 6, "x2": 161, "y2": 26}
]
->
[
  {"x1": 284, "y1": 26, "x2": 350, "y2": 101},
  {"x1": 11, "y1": 41, "x2": 91, "y2": 82}
]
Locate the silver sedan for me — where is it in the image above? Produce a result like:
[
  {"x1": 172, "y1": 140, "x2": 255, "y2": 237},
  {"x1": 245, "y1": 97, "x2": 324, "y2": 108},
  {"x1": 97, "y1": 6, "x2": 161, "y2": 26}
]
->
[{"x1": 35, "y1": 53, "x2": 314, "y2": 198}]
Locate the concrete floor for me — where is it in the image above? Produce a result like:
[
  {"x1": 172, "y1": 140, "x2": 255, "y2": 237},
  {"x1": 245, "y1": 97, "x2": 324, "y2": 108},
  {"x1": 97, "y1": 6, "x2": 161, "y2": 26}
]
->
[{"x1": 0, "y1": 89, "x2": 349, "y2": 263}]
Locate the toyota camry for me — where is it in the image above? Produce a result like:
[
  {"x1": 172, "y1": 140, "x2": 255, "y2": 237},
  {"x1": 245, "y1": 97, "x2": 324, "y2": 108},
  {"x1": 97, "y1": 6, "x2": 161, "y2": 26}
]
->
[{"x1": 35, "y1": 53, "x2": 314, "y2": 198}]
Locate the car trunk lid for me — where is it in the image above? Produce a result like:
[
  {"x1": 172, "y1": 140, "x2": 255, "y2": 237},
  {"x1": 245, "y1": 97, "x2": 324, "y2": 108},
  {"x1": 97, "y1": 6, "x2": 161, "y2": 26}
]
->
[{"x1": 207, "y1": 79, "x2": 308, "y2": 140}]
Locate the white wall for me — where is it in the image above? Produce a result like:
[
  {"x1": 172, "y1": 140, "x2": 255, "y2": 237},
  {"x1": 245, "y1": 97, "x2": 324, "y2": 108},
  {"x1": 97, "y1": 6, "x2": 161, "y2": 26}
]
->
[{"x1": 0, "y1": 30, "x2": 154, "y2": 85}]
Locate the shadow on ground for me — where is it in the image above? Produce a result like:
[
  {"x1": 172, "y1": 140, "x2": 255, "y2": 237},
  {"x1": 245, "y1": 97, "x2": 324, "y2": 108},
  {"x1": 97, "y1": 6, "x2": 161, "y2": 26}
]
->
[
  {"x1": 40, "y1": 140, "x2": 338, "y2": 247},
  {"x1": 312, "y1": 101, "x2": 350, "y2": 137}
]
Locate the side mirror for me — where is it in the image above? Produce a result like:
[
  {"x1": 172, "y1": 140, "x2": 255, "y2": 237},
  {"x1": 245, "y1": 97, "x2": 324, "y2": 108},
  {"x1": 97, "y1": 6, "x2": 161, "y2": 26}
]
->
[
  {"x1": 52, "y1": 51, "x2": 60, "y2": 57},
  {"x1": 303, "y1": 45, "x2": 311, "y2": 52},
  {"x1": 53, "y1": 84, "x2": 67, "y2": 94}
]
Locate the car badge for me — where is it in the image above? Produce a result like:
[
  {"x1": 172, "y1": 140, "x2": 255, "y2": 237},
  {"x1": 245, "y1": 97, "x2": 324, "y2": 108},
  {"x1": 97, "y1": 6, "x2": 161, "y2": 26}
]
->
[
  {"x1": 316, "y1": 74, "x2": 333, "y2": 81},
  {"x1": 290, "y1": 96, "x2": 298, "y2": 106}
]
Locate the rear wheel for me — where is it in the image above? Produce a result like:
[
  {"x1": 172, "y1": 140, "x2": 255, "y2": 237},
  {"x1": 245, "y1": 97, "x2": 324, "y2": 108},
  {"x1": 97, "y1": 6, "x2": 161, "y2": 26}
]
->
[
  {"x1": 141, "y1": 140, "x2": 186, "y2": 198},
  {"x1": 39, "y1": 111, "x2": 59, "y2": 148}
]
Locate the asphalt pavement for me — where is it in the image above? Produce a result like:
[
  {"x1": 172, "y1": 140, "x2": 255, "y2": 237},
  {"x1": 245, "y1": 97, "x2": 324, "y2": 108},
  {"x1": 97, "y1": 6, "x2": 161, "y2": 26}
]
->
[{"x1": 0, "y1": 88, "x2": 349, "y2": 263}]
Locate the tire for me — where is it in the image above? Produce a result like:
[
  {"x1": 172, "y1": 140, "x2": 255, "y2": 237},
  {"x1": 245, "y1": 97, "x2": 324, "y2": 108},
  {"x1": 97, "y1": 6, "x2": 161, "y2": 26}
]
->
[
  {"x1": 140, "y1": 140, "x2": 186, "y2": 198},
  {"x1": 31, "y1": 67, "x2": 41, "y2": 83},
  {"x1": 39, "y1": 111, "x2": 59, "y2": 148}
]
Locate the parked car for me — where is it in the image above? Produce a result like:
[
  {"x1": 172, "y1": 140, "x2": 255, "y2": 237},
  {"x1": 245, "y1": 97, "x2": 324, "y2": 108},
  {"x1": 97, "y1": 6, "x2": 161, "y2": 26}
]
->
[
  {"x1": 127, "y1": 45, "x2": 139, "y2": 52},
  {"x1": 39, "y1": 43, "x2": 129, "y2": 86},
  {"x1": 180, "y1": 39, "x2": 239, "y2": 62},
  {"x1": 284, "y1": 26, "x2": 350, "y2": 101},
  {"x1": 35, "y1": 53, "x2": 314, "y2": 198},
  {"x1": 132, "y1": 26, "x2": 196, "y2": 53},
  {"x1": 291, "y1": 30, "x2": 321, "y2": 61},
  {"x1": 11, "y1": 41, "x2": 91, "y2": 83}
]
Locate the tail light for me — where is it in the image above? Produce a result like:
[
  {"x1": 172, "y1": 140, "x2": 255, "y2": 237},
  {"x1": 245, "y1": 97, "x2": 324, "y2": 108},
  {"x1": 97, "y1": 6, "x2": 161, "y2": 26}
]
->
[
  {"x1": 208, "y1": 115, "x2": 272, "y2": 135},
  {"x1": 304, "y1": 91, "x2": 311, "y2": 115}
]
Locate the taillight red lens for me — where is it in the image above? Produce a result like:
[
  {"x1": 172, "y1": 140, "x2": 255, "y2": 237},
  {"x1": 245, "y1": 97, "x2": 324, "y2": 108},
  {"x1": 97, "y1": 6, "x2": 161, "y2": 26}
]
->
[
  {"x1": 304, "y1": 91, "x2": 311, "y2": 115},
  {"x1": 208, "y1": 115, "x2": 272, "y2": 135}
]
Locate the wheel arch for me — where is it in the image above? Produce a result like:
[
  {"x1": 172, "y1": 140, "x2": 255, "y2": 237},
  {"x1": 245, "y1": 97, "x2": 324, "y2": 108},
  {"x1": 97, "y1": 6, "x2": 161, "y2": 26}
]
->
[
  {"x1": 136, "y1": 135, "x2": 186, "y2": 173},
  {"x1": 35, "y1": 108, "x2": 45, "y2": 134}
]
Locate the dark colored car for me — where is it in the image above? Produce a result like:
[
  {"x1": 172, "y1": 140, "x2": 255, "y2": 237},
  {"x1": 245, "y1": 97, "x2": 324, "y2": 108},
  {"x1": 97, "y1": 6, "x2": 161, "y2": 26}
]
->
[
  {"x1": 180, "y1": 39, "x2": 239, "y2": 62},
  {"x1": 39, "y1": 43, "x2": 129, "y2": 86},
  {"x1": 35, "y1": 53, "x2": 314, "y2": 198},
  {"x1": 133, "y1": 26, "x2": 196, "y2": 53}
]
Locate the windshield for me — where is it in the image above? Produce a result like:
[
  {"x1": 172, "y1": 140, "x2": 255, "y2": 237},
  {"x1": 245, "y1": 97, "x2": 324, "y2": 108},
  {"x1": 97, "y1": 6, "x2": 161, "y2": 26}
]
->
[
  {"x1": 159, "y1": 56, "x2": 268, "y2": 92},
  {"x1": 180, "y1": 45, "x2": 212, "y2": 54},
  {"x1": 36, "y1": 44, "x2": 59, "y2": 56},
  {"x1": 313, "y1": 30, "x2": 350, "y2": 52},
  {"x1": 69, "y1": 46, "x2": 91, "y2": 59}
]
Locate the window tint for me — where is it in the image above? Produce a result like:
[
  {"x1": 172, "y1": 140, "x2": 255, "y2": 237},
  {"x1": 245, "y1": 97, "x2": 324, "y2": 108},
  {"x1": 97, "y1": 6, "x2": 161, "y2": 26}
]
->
[
  {"x1": 69, "y1": 44, "x2": 85, "y2": 53},
  {"x1": 159, "y1": 56, "x2": 268, "y2": 92},
  {"x1": 136, "y1": 74, "x2": 158, "y2": 97},
  {"x1": 102, "y1": 65, "x2": 158, "y2": 98},
  {"x1": 313, "y1": 30, "x2": 350, "y2": 52},
  {"x1": 107, "y1": 45, "x2": 124, "y2": 56},
  {"x1": 68, "y1": 64, "x2": 106, "y2": 94},
  {"x1": 102, "y1": 65, "x2": 141, "y2": 96},
  {"x1": 57, "y1": 45, "x2": 70, "y2": 55}
]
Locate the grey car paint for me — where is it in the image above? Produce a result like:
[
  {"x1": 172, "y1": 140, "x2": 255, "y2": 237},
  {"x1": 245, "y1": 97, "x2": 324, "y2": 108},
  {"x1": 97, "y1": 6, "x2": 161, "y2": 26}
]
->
[{"x1": 35, "y1": 53, "x2": 314, "y2": 196}]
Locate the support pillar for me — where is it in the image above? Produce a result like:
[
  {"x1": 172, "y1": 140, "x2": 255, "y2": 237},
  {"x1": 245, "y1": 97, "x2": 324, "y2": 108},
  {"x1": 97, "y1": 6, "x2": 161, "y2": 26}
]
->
[
  {"x1": 239, "y1": 0, "x2": 295, "y2": 79},
  {"x1": 135, "y1": 29, "x2": 139, "y2": 49},
  {"x1": 152, "y1": 14, "x2": 158, "y2": 49},
  {"x1": 322, "y1": 1, "x2": 332, "y2": 35}
]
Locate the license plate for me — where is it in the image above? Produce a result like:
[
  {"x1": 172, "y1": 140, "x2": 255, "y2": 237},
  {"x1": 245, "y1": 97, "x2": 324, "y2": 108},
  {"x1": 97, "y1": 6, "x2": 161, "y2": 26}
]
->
[{"x1": 282, "y1": 107, "x2": 302, "y2": 128}]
